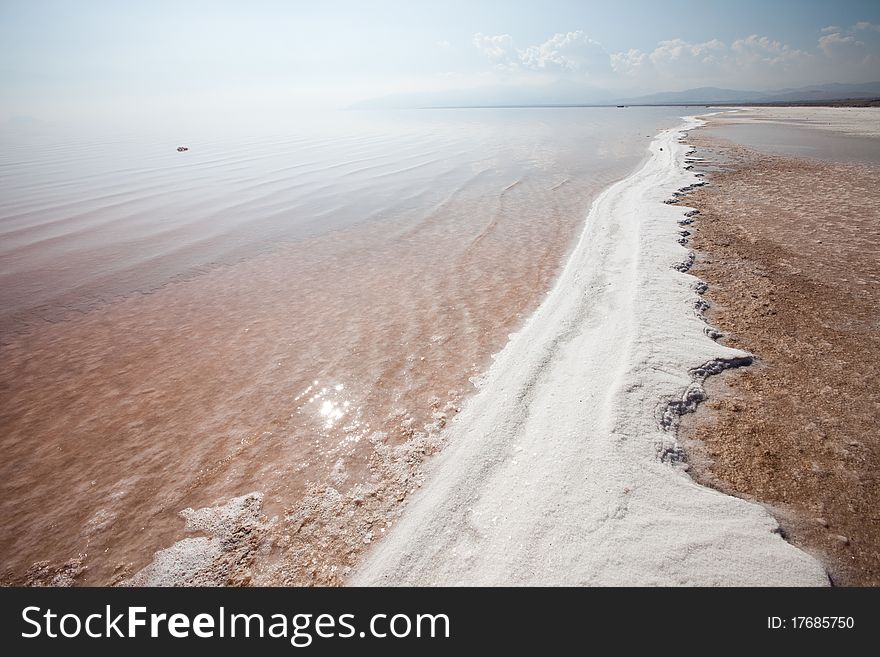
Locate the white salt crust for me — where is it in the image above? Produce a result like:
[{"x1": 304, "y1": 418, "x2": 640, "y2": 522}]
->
[{"x1": 351, "y1": 116, "x2": 829, "y2": 586}]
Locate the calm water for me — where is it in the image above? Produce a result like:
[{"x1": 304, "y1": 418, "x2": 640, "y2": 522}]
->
[
  {"x1": 703, "y1": 121, "x2": 880, "y2": 165},
  {"x1": 0, "y1": 107, "x2": 683, "y2": 584}
]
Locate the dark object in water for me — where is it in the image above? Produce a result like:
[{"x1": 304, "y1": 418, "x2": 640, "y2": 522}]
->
[{"x1": 177, "y1": 146, "x2": 189, "y2": 152}]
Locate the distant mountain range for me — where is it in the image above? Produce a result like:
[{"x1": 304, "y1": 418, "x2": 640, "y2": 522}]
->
[
  {"x1": 349, "y1": 80, "x2": 607, "y2": 109},
  {"x1": 352, "y1": 81, "x2": 880, "y2": 109},
  {"x1": 617, "y1": 82, "x2": 880, "y2": 105}
]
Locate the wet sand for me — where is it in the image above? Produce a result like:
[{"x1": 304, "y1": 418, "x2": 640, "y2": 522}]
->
[{"x1": 678, "y1": 110, "x2": 880, "y2": 585}]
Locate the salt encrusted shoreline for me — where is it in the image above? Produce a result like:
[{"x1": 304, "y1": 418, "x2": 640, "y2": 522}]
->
[
  {"x1": 120, "y1": 117, "x2": 834, "y2": 588},
  {"x1": 674, "y1": 115, "x2": 880, "y2": 585},
  {"x1": 654, "y1": 140, "x2": 754, "y2": 450},
  {"x1": 351, "y1": 117, "x2": 828, "y2": 586}
]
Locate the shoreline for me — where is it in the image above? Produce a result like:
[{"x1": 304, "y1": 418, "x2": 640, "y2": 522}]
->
[
  {"x1": 350, "y1": 117, "x2": 826, "y2": 586},
  {"x1": 675, "y1": 112, "x2": 880, "y2": 585},
  {"x1": 113, "y1": 118, "x2": 678, "y2": 588},
  {"x1": 4, "y1": 110, "x2": 672, "y2": 586}
]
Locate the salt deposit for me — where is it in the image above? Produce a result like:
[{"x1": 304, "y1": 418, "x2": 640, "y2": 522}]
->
[{"x1": 351, "y1": 117, "x2": 829, "y2": 586}]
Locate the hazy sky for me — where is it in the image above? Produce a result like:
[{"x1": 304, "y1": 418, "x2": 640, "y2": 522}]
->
[{"x1": 2, "y1": 0, "x2": 879, "y2": 121}]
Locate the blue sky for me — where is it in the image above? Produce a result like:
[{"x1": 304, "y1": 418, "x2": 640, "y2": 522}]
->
[{"x1": 2, "y1": 1, "x2": 879, "y2": 121}]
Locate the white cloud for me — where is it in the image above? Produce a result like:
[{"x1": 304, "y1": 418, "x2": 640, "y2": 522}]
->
[
  {"x1": 610, "y1": 27, "x2": 877, "y2": 89},
  {"x1": 473, "y1": 33, "x2": 516, "y2": 63},
  {"x1": 731, "y1": 35, "x2": 812, "y2": 70},
  {"x1": 648, "y1": 38, "x2": 726, "y2": 68},
  {"x1": 854, "y1": 21, "x2": 880, "y2": 32},
  {"x1": 611, "y1": 35, "x2": 821, "y2": 88},
  {"x1": 518, "y1": 31, "x2": 610, "y2": 74},
  {"x1": 610, "y1": 48, "x2": 647, "y2": 77},
  {"x1": 819, "y1": 31, "x2": 861, "y2": 56},
  {"x1": 815, "y1": 23, "x2": 880, "y2": 78},
  {"x1": 471, "y1": 20, "x2": 880, "y2": 92},
  {"x1": 473, "y1": 31, "x2": 612, "y2": 78}
]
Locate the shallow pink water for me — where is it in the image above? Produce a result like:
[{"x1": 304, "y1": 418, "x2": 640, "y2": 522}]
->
[{"x1": 0, "y1": 108, "x2": 682, "y2": 584}]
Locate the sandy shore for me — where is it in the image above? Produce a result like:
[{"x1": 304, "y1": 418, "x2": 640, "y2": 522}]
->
[
  {"x1": 678, "y1": 109, "x2": 880, "y2": 585},
  {"x1": 351, "y1": 118, "x2": 827, "y2": 586}
]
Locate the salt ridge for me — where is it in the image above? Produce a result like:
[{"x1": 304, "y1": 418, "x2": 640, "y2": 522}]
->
[{"x1": 351, "y1": 116, "x2": 829, "y2": 586}]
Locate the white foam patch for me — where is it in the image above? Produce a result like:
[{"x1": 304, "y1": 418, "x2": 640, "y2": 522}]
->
[
  {"x1": 350, "y1": 116, "x2": 829, "y2": 586},
  {"x1": 124, "y1": 492, "x2": 265, "y2": 586}
]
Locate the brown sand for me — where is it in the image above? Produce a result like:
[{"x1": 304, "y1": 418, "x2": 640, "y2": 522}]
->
[{"x1": 677, "y1": 129, "x2": 880, "y2": 585}]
